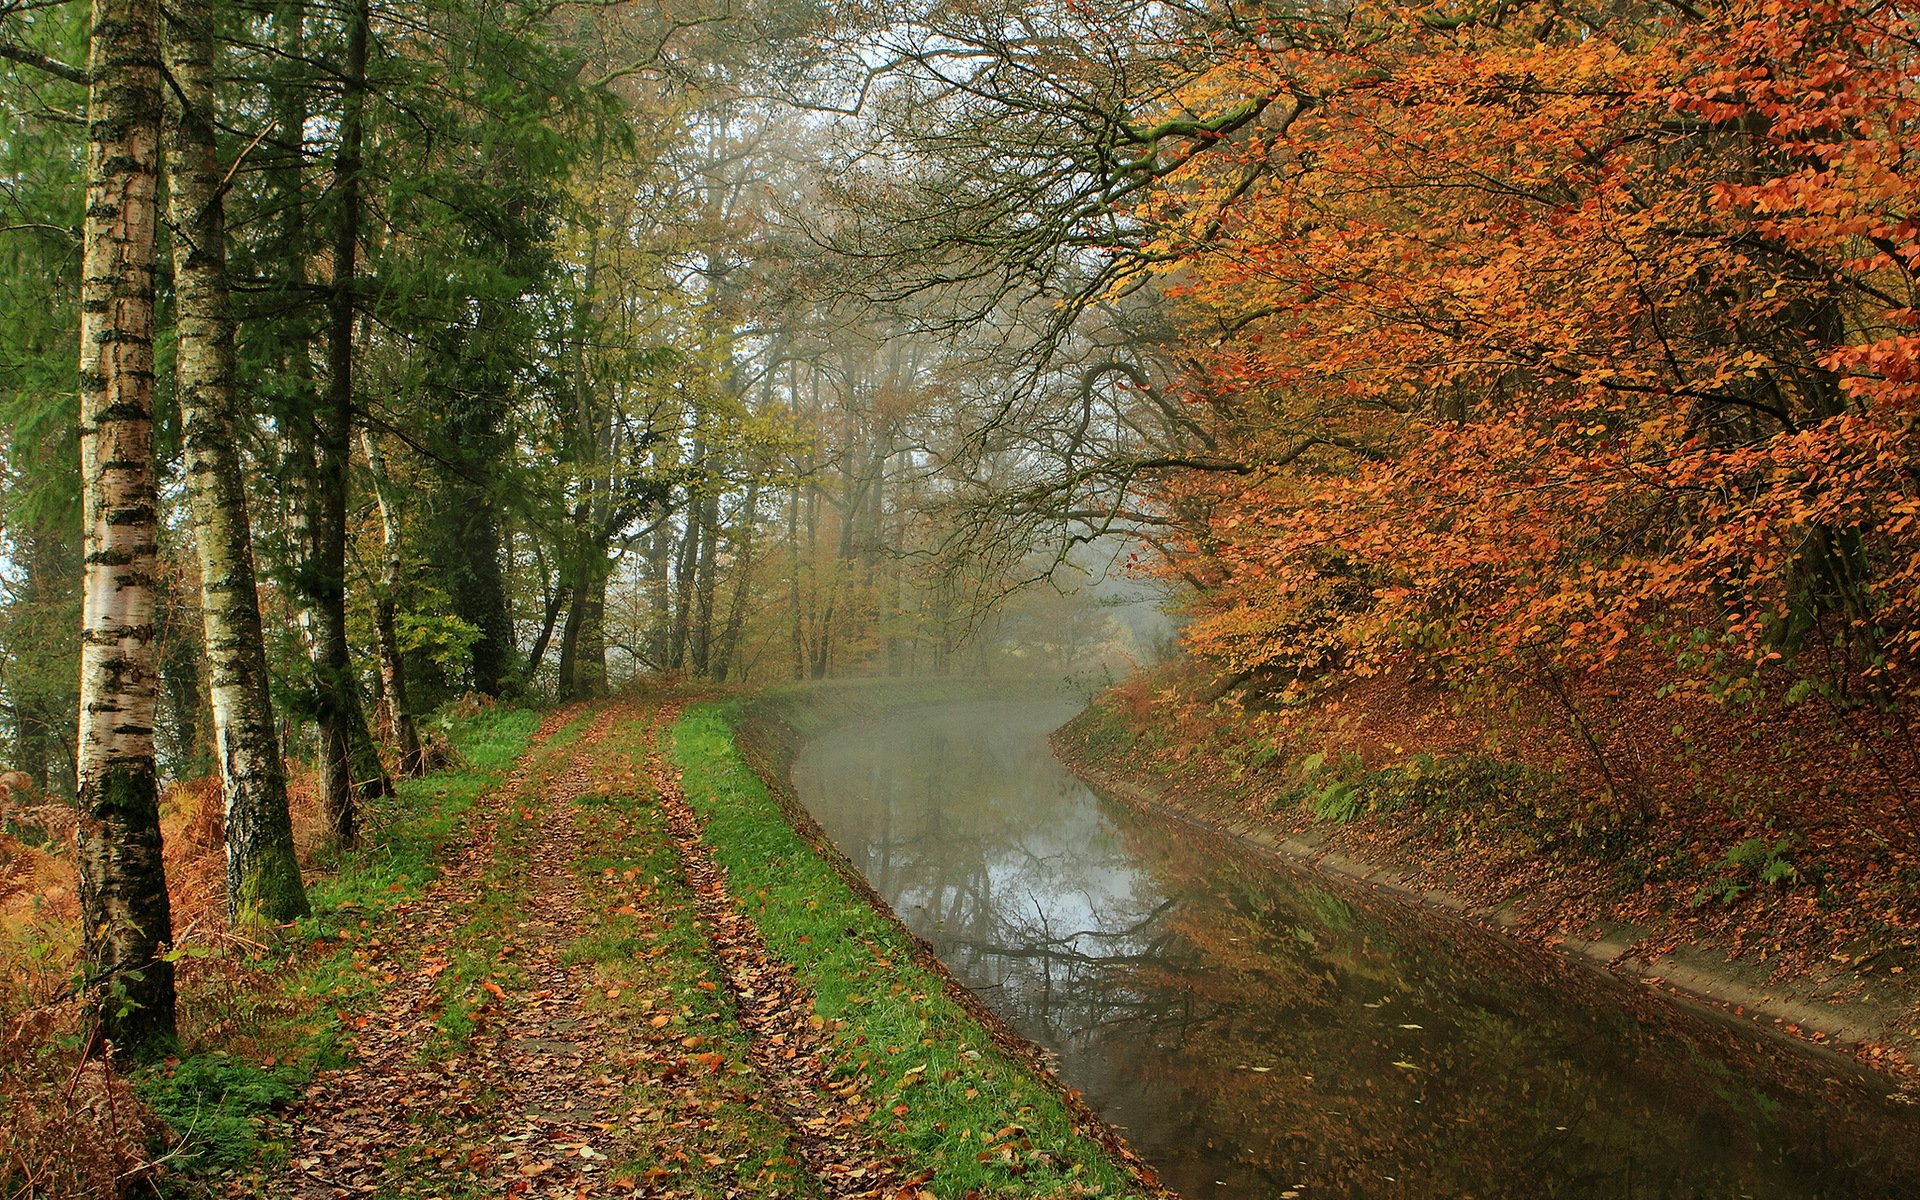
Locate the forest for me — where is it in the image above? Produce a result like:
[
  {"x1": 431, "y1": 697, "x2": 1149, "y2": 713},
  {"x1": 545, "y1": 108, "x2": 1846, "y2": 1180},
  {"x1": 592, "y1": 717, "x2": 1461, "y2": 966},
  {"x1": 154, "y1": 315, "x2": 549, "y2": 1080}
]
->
[{"x1": 2, "y1": 0, "x2": 1918, "y2": 1193}]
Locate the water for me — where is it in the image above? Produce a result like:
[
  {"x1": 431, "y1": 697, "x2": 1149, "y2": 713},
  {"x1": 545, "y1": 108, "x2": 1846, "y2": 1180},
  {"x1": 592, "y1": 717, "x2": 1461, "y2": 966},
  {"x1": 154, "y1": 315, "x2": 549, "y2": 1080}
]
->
[{"x1": 788, "y1": 697, "x2": 1920, "y2": 1199}]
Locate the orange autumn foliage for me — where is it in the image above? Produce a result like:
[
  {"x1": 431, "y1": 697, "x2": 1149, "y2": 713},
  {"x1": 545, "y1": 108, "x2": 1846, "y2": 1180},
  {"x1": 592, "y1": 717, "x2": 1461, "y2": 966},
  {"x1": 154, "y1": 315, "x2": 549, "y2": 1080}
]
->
[{"x1": 1137, "y1": 0, "x2": 1920, "y2": 721}]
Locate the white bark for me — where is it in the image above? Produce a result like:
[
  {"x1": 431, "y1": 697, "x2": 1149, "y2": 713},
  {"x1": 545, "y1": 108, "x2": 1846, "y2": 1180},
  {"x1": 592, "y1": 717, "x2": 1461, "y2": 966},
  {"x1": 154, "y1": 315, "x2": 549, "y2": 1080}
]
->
[
  {"x1": 75, "y1": 0, "x2": 176, "y2": 1054},
  {"x1": 165, "y1": 0, "x2": 308, "y2": 921}
]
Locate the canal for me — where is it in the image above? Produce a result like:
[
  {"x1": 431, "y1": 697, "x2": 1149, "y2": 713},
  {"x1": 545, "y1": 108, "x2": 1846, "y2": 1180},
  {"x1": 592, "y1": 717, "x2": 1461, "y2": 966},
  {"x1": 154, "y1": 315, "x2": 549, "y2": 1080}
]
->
[{"x1": 789, "y1": 697, "x2": 1918, "y2": 1199}]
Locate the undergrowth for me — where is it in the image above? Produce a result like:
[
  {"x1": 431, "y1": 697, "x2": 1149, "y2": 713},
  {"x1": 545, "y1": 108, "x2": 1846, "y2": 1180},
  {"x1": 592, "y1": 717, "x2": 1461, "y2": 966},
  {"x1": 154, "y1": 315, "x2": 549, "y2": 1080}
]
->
[
  {"x1": 1281, "y1": 750, "x2": 1566, "y2": 832},
  {"x1": 0, "y1": 704, "x2": 541, "y2": 1199}
]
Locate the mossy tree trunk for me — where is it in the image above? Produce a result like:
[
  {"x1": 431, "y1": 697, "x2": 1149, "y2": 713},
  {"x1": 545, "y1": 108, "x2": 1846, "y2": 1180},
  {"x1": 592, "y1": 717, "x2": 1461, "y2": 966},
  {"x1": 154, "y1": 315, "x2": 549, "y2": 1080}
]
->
[
  {"x1": 555, "y1": 570, "x2": 589, "y2": 697},
  {"x1": 578, "y1": 576, "x2": 608, "y2": 695},
  {"x1": 163, "y1": 0, "x2": 309, "y2": 923},
  {"x1": 362, "y1": 428, "x2": 424, "y2": 774},
  {"x1": 309, "y1": 0, "x2": 388, "y2": 845},
  {"x1": 74, "y1": 0, "x2": 176, "y2": 1056}
]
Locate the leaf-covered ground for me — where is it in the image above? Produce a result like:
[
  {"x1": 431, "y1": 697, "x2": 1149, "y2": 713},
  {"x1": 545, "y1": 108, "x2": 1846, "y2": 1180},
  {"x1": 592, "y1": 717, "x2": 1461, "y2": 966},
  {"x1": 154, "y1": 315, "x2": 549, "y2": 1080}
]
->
[{"x1": 160, "y1": 695, "x2": 1156, "y2": 1200}]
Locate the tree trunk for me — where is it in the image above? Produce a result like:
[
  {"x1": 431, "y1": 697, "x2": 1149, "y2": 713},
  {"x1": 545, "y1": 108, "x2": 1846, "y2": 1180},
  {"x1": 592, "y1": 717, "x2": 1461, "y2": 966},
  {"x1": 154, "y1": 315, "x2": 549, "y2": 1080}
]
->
[
  {"x1": 810, "y1": 460, "x2": 865, "y2": 680},
  {"x1": 579, "y1": 572, "x2": 607, "y2": 694},
  {"x1": 811, "y1": 563, "x2": 837, "y2": 681},
  {"x1": 310, "y1": 0, "x2": 385, "y2": 845},
  {"x1": 713, "y1": 479, "x2": 759, "y2": 683},
  {"x1": 462, "y1": 507, "x2": 517, "y2": 695},
  {"x1": 75, "y1": 0, "x2": 176, "y2": 1055},
  {"x1": 690, "y1": 491, "x2": 719, "y2": 675},
  {"x1": 420, "y1": 367, "x2": 518, "y2": 699},
  {"x1": 362, "y1": 429, "x2": 424, "y2": 774},
  {"x1": 556, "y1": 573, "x2": 588, "y2": 698},
  {"x1": 153, "y1": 572, "x2": 205, "y2": 775},
  {"x1": 786, "y1": 482, "x2": 804, "y2": 681},
  {"x1": 524, "y1": 586, "x2": 565, "y2": 681},
  {"x1": 347, "y1": 713, "x2": 390, "y2": 800},
  {"x1": 669, "y1": 472, "x2": 702, "y2": 668},
  {"x1": 265, "y1": 0, "x2": 315, "y2": 644},
  {"x1": 165, "y1": 0, "x2": 309, "y2": 922},
  {"x1": 647, "y1": 521, "x2": 672, "y2": 666},
  {"x1": 447, "y1": 167, "x2": 526, "y2": 698}
]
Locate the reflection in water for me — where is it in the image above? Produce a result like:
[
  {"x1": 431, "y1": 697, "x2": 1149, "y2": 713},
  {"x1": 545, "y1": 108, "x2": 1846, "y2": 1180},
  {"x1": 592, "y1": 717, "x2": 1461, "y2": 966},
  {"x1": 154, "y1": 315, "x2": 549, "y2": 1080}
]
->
[{"x1": 791, "y1": 699, "x2": 1920, "y2": 1200}]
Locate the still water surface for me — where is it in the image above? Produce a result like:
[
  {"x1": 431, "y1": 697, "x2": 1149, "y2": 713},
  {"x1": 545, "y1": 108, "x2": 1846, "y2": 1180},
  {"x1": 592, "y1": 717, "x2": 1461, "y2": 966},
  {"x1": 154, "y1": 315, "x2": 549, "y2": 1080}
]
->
[{"x1": 789, "y1": 698, "x2": 1919, "y2": 1199}]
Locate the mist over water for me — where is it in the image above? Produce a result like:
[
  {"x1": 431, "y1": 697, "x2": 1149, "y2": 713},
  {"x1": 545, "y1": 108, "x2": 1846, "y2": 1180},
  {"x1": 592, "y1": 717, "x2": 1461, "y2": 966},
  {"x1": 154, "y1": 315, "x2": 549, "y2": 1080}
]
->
[{"x1": 792, "y1": 697, "x2": 1920, "y2": 1200}]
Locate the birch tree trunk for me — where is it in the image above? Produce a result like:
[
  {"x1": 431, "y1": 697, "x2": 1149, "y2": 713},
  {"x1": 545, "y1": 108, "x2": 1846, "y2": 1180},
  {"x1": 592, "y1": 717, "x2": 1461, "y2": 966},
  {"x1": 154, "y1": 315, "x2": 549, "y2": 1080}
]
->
[
  {"x1": 75, "y1": 0, "x2": 176, "y2": 1054},
  {"x1": 164, "y1": 0, "x2": 309, "y2": 923},
  {"x1": 669, "y1": 445, "x2": 704, "y2": 668}
]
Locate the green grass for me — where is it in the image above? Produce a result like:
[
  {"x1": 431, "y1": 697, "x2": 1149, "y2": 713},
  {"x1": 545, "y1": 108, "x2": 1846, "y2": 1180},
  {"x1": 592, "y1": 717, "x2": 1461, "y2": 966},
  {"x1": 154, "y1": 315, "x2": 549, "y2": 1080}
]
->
[
  {"x1": 304, "y1": 705, "x2": 544, "y2": 926},
  {"x1": 668, "y1": 702, "x2": 1153, "y2": 1200}
]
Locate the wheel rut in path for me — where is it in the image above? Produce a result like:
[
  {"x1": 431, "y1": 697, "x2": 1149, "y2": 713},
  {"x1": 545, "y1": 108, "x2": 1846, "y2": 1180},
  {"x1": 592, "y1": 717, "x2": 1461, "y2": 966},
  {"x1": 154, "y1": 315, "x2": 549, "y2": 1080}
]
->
[{"x1": 643, "y1": 702, "x2": 909, "y2": 1200}]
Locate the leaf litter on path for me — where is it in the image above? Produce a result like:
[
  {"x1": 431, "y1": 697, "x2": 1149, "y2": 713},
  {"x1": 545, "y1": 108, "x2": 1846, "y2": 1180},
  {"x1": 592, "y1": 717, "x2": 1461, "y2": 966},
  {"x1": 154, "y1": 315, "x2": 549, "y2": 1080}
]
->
[{"x1": 263, "y1": 701, "x2": 906, "y2": 1199}]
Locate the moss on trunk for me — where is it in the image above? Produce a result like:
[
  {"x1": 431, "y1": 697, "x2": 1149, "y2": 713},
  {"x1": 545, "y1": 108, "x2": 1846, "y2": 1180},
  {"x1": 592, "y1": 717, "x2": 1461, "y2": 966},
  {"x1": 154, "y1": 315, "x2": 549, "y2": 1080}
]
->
[{"x1": 78, "y1": 760, "x2": 177, "y2": 1058}]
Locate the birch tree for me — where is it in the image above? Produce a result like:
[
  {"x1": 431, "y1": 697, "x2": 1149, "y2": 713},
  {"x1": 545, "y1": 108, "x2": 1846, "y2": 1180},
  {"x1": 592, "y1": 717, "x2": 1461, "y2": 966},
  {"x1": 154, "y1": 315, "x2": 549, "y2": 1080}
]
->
[
  {"x1": 164, "y1": 0, "x2": 309, "y2": 921},
  {"x1": 74, "y1": 0, "x2": 175, "y2": 1053},
  {"x1": 362, "y1": 427, "x2": 424, "y2": 773}
]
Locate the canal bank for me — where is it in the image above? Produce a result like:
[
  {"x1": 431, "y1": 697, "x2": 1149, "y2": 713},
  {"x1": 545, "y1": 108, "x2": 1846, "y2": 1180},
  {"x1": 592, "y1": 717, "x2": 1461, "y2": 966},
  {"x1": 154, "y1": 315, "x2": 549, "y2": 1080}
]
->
[
  {"x1": 1050, "y1": 688, "x2": 1920, "y2": 1086},
  {"x1": 689, "y1": 690, "x2": 1174, "y2": 1198},
  {"x1": 727, "y1": 680, "x2": 1166, "y2": 1188}
]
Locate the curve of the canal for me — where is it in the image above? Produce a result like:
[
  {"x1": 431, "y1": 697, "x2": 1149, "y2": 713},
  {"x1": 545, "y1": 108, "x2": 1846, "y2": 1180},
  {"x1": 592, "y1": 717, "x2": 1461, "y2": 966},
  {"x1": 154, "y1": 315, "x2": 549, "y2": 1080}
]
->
[{"x1": 789, "y1": 696, "x2": 1919, "y2": 1200}]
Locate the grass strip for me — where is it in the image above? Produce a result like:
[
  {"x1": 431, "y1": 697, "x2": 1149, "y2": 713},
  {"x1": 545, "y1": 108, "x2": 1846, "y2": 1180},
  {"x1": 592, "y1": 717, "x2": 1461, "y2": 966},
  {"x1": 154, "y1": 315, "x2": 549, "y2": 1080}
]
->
[{"x1": 668, "y1": 702, "x2": 1154, "y2": 1200}]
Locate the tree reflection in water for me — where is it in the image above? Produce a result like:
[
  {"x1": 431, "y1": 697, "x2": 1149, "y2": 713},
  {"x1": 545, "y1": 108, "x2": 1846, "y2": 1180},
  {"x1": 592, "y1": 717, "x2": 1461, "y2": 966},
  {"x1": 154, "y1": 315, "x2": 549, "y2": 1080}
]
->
[{"x1": 793, "y1": 699, "x2": 1920, "y2": 1200}]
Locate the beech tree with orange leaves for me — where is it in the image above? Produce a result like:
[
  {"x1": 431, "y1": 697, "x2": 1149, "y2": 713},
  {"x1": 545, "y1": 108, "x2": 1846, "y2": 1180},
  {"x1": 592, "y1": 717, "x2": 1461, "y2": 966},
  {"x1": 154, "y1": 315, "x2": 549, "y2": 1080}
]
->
[
  {"x1": 812, "y1": 0, "x2": 1920, "y2": 799},
  {"x1": 1093, "y1": 0, "x2": 1920, "y2": 736}
]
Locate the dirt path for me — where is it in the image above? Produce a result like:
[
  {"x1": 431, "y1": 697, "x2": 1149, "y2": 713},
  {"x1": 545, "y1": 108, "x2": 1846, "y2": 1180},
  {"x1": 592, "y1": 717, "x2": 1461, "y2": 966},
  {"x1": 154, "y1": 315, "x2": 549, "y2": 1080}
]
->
[
  {"x1": 468, "y1": 705, "x2": 632, "y2": 1189},
  {"x1": 268, "y1": 701, "x2": 914, "y2": 1200},
  {"x1": 278, "y1": 704, "x2": 621, "y2": 1198}
]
